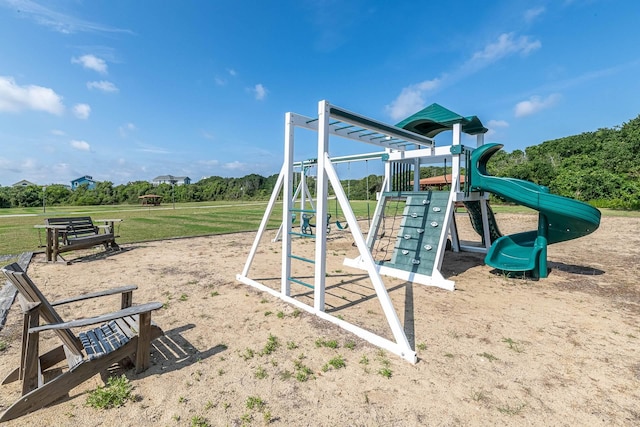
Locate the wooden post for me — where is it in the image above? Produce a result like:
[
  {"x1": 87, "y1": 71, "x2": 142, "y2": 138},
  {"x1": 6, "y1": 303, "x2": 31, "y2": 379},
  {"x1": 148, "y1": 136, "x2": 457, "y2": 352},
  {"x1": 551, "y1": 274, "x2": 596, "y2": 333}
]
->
[
  {"x1": 135, "y1": 312, "x2": 152, "y2": 373},
  {"x1": 22, "y1": 308, "x2": 40, "y2": 394},
  {"x1": 121, "y1": 291, "x2": 133, "y2": 309},
  {"x1": 45, "y1": 228, "x2": 53, "y2": 262},
  {"x1": 52, "y1": 228, "x2": 60, "y2": 262}
]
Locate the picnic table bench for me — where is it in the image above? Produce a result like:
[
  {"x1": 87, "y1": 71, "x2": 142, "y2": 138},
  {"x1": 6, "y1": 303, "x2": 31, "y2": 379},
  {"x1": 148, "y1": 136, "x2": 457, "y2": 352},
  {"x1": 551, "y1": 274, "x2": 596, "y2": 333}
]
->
[{"x1": 35, "y1": 216, "x2": 121, "y2": 263}]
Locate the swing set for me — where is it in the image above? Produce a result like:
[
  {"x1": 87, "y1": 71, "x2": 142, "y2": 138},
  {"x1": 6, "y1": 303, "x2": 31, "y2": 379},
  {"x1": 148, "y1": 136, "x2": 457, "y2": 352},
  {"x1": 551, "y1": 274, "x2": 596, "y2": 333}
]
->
[
  {"x1": 238, "y1": 100, "x2": 439, "y2": 363},
  {"x1": 238, "y1": 99, "x2": 598, "y2": 362},
  {"x1": 273, "y1": 152, "x2": 381, "y2": 240}
]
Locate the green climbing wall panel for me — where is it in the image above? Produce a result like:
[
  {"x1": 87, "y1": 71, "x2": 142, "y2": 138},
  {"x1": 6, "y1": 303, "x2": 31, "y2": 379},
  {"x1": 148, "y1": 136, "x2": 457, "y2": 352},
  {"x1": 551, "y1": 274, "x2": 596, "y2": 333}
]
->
[{"x1": 380, "y1": 191, "x2": 449, "y2": 276}]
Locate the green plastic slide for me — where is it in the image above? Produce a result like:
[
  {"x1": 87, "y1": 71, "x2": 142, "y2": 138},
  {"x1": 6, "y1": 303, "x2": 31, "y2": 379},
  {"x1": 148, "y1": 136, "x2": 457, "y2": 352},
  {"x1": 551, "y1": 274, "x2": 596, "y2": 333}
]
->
[{"x1": 469, "y1": 143, "x2": 601, "y2": 278}]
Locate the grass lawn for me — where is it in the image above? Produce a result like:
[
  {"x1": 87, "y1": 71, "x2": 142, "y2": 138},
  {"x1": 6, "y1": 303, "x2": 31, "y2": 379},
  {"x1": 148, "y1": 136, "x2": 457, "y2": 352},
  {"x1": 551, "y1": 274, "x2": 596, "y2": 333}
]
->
[
  {"x1": 0, "y1": 200, "x2": 379, "y2": 256},
  {"x1": 0, "y1": 200, "x2": 635, "y2": 256}
]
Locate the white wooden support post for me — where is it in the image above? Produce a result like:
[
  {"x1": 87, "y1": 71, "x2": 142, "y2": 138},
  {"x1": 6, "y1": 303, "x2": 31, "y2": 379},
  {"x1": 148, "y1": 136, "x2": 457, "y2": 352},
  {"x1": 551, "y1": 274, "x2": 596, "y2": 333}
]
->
[
  {"x1": 326, "y1": 157, "x2": 416, "y2": 362},
  {"x1": 365, "y1": 175, "x2": 388, "y2": 250},
  {"x1": 281, "y1": 113, "x2": 295, "y2": 296},
  {"x1": 432, "y1": 176, "x2": 459, "y2": 285},
  {"x1": 300, "y1": 162, "x2": 307, "y2": 224},
  {"x1": 477, "y1": 133, "x2": 484, "y2": 147},
  {"x1": 384, "y1": 149, "x2": 392, "y2": 192},
  {"x1": 240, "y1": 165, "x2": 285, "y2": 278},
  {"x1": 452, "y1": 123, "x2": 461, "y2": 194},
  {"x1": 273, "y1": 179, "x2": 303, "y2": 242},
  {"x1": 314, "y1": 101, "x2": 330, "y2": 311}
]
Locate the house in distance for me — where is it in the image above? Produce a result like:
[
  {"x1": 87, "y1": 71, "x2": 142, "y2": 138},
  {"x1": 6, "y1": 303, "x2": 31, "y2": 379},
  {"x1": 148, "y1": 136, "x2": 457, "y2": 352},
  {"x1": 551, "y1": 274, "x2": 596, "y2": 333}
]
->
[
  {"x1": 71, "y1": 175, "x2": 96, "y2": 190},
  {"x1": 151, "y1": 175, "x2": 191, "y2": 186}
]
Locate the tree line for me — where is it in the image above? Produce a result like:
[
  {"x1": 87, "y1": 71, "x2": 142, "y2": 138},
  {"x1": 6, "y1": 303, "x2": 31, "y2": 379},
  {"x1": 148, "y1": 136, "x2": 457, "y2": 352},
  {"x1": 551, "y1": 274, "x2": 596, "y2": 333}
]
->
[
  {"x1": 485, "y1": 114, "x2": 640, "y2": 209},
  {"x1": 1, "y1": 113, "x2": 639, "y2": 209},
  {"x1": 0, "y1": 174, "x2": 279, "y2": 208}
]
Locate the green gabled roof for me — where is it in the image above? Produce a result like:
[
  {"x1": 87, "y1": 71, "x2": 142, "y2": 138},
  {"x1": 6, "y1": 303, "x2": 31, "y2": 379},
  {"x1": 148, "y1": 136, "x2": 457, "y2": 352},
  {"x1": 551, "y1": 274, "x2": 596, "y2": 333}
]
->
[{"x1": 395, "y1": 103, "x2": 488, "y2": 137}]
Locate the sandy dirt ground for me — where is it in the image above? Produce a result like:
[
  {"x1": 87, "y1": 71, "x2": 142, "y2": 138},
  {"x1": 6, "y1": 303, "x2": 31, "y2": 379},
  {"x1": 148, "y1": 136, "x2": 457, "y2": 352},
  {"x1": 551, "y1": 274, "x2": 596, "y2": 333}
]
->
[{"x1": 0, "y1": 212, "x2": 638, "y2": 426}]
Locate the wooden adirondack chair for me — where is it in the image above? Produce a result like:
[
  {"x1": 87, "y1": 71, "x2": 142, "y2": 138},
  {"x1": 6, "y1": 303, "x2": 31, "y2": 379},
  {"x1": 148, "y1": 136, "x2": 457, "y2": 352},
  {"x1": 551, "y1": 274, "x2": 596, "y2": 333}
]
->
[{"x1": 0, "y1": 263, "x2": 164, "y2": 422}]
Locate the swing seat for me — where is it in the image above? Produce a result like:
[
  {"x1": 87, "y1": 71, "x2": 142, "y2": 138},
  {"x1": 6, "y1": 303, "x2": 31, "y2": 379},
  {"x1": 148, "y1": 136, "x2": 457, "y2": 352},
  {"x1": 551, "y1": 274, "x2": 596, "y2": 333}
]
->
[
  {"x1": 301, "y1": 214, "x2": 314, "y2": 235},
  {"x1": 336, "y1": 220, "x2": 349, "y2": 230},
  {"x1": 301, "y1": 213, "x2": 331, "y2": 235}
]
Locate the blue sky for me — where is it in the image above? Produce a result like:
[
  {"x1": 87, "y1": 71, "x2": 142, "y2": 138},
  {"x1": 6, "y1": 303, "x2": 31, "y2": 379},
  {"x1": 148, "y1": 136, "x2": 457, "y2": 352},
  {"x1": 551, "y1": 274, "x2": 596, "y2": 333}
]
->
[{"x1": 1, "y1": 0, "x2": 639, "y2": 186}]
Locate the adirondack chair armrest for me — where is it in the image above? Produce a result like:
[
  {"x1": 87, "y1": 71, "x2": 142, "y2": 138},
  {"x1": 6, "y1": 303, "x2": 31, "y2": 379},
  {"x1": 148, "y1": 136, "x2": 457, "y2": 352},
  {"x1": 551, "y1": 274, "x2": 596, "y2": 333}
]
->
[
  {"x1": 28, "y1": 302, "x2": 163, "y2": 333},
  {"x1": 50, "y1": 285, "x2": 138, "y2": 306},
  {"x1": 16, "y1": 296, "x2": 40, "y2": 313}
]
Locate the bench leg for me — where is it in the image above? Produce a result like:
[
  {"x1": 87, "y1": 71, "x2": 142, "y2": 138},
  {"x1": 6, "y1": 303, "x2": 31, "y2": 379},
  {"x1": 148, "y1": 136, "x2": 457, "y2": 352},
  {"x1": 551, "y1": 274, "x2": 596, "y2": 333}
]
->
[
  {"x1": 135, "y1": 312, "x2": 152, "y2": 373},
  {"x1": 45, "y1": 229, "x2": 53, "y2": 262},
  {"x1": 52, "y1": 229, "x2": 60, "y2": 262}
]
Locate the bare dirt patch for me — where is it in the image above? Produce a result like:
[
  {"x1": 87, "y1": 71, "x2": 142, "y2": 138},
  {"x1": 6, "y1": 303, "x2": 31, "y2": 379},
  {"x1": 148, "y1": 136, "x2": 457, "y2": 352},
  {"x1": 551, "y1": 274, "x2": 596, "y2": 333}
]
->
[{"x1": 0, "y1": 213, "x2": 638, "y2": 426}]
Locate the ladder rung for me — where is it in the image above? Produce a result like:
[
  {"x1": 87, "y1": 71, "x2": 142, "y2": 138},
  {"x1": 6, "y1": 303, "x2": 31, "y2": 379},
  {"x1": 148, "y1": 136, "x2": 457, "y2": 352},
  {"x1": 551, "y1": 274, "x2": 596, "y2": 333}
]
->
[
  {"x1": 290, "y1": 254, "x2": 315, "y2": 264},
  {"x1": 290, "y1": 208, "x2": 316, "y2": 213},
  {"x1": 288, "y1": 277, "x2": 314, "y2": 289},
  {"x1": 289, "y1": 231, "x2": 314, "y2": 238}
]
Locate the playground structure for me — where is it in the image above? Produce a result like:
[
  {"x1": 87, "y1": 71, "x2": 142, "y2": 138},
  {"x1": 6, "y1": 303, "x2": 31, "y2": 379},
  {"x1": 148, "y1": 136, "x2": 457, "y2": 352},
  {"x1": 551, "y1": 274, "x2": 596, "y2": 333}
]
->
[{"x1": 236, "y1": 100, "x2": 601, "y2": 362}]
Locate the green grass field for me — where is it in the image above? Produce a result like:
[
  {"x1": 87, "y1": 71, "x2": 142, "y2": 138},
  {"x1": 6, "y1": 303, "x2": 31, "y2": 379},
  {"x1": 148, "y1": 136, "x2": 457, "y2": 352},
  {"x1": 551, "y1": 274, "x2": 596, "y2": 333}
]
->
[
  {"x1": 0, "y1": 200, "x2": 634, "y2": 256},
  {"x1": 0, "y1": 200, "x2": 380, "y2": 256}
]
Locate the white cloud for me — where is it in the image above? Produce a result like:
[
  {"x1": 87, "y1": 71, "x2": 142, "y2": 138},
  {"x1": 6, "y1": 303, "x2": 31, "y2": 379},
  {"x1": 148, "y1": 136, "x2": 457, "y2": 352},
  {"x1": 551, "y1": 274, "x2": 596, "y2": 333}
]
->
[
  {"x1": 201, "y1": 131, "x2": 215, "y2": 140},
  {"x1": 52, "y1": 162, "x2": 71, "y2": 175},
  {"x1": 485, "y1": 119, "x2": 509, "y2": 137},
  {"x1": 514, "y1": 94, "x2": 561, "y2": 117},
  {"x1": 135, "y1": 143, "x2": 169, "y2": 154},
  {"x1": 386, "y1": 33, "x2": 540, "y2": 121},
  {"x1": 214, "y1": 77, "x2": 226, "y2": 86},
  {"x1": 87, "y1": 80, "x2": 119, "y2": 92},
  {"x1": 227, "y1": 68, "x2": 237, "y2": 76},
  {"x1": 524, "y1": 7, "x2": 545, "y2": 23},
  {"x1": 223, "y1": 161, "x2": 246, "y2": 171},
  {"x1": 487, "y1": 119, "x2": 509, "y2": 128},
  {"x1": 252, "y1": 84, "x2": 268, "y2": 101},
  {"x1": 21, "y1": 158, "x2": 37, "y2": 169},
  {"x1": 0, "y1": 0, "x2": 134, "y2": 35},
  {"x1": 119, "y1": 122, "x2": 136, "y2": 137},
  {"x1": 468, "y1": 33, "x2": 540, "y2": 66},
  {"x1": 0, "y1": 157, "x2": 10, "y2": 168},
  {"x1": 73, "y1": 103, "x2": 91, "y2": 119},
  {"x1": 199, "y1": 159, "x2": 220, "y2": 167},
  {"x1": 51, "y1": 129, "x2": 66, "y2": 136},
  {"x1": 0, "y1": 76, "x2": 64, "y2": 115},
  {"x1": 385, "y1": 78, "x2": 441, "y2": 121},
  {"x1": 71, "y1": 54, "x2": 107, "y2": 74},
  {"x1": 70, "y1": 139, "x2": 90, "y2": 151}
]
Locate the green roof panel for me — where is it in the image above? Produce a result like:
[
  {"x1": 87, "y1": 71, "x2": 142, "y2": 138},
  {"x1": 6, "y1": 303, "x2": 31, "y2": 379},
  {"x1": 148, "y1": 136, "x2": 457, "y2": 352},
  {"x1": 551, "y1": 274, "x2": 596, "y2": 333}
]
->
[{"x1": 395, "y1": 103, "x2": 488, "y2": 137}]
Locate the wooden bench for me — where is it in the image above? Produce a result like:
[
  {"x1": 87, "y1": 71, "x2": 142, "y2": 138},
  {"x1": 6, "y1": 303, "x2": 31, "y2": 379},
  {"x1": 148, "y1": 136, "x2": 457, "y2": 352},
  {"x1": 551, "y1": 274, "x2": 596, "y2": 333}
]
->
[{"x1": 39, "y1": 216, "x2": 121, "y2": 262}]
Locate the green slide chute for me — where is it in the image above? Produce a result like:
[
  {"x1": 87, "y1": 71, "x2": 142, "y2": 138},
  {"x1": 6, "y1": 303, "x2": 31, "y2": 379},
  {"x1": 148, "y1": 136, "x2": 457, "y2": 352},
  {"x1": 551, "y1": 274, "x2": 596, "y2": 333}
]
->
[{"x1": 469, "y1": 143, "x2": 601, "y2": 278}]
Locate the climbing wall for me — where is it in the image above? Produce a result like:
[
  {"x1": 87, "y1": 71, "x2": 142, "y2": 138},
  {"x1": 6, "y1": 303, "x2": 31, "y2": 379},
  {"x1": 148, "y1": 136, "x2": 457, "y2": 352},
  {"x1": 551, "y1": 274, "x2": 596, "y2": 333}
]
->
[{"x1": 380, "y1": 191, "x2": 449, "y2": 276}]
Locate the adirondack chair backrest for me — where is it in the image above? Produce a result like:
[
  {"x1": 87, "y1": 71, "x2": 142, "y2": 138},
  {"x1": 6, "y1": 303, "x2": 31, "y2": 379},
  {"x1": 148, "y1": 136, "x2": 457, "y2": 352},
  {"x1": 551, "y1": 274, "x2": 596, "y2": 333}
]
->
[{"x1": 1, "y1": 263, "x2": 84, "y2": 355}]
